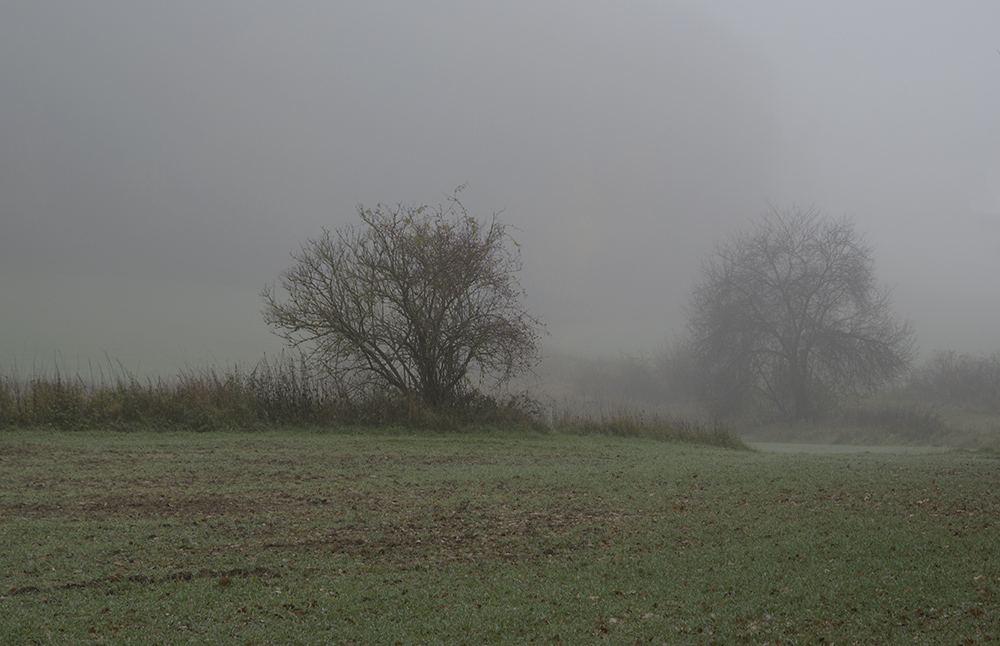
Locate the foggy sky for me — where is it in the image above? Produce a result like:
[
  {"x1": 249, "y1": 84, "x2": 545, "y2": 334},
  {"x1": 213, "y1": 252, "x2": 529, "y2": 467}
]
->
[{"x1": 3, "y1": 1, "x2": 999, "y2": 377}]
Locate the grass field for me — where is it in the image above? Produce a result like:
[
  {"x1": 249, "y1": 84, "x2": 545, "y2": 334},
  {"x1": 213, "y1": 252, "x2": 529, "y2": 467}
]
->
[{"x1": 1, "y1": 429, "x2": 998, "y2": 644}]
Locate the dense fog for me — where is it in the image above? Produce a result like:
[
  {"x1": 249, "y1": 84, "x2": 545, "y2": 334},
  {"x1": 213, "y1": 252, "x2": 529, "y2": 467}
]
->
[{"x1": 3, "y1": 1, "x2": 999, "y2": 379}]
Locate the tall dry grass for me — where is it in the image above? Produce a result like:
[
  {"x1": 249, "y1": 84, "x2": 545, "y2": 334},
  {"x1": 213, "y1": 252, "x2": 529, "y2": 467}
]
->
[
  {"x1": 0, "y1": 354, "x2": 545, "y2": 432},
  {"x1": 0, "y1": 354, "x2": 748, "y2": 447}
]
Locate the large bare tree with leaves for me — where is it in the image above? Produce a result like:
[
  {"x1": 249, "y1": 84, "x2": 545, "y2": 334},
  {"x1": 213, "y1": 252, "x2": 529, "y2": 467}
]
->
[
  {"x1": 261, "y1": 194, "x2": 542, "y2": 407},
  {"x1": 686, "y1": 205, "x2": 915, "y2": 420}
]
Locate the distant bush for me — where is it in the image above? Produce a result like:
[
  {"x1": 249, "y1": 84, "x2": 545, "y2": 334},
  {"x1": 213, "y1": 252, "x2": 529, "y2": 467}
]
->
[
  {"x1": 907, "y1": 351, "x2": 1000, "y2": 413},
  {"x1": 841, "y1": 406, "x2": 950, "y2": 444},
  {"x1": 534, "y1": 346, "x2": 705, "y2": 425}
]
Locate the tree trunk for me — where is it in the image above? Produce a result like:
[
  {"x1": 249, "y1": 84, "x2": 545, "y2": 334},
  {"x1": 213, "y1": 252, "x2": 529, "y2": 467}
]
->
[
  {"x1": 792, "y1": 379, "x2": 811, "y2": 421},
  {"x1": 789, "y1": 353, "x2": 812, "y2": 421}
]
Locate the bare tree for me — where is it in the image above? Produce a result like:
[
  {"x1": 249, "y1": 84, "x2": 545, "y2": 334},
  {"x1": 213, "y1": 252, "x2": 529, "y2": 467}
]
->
[
  {"x1": 686, "y1": 204, "x2": 915, "y2": 420},
  {"x1": 261, "y1": 193, "x2": 542, "y2": 407}
]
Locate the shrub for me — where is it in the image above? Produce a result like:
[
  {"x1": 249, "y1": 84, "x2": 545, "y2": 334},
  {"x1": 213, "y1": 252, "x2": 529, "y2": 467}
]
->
[
  {"x1": 842, "y1": 406, "x2": 950, "y2": 443},
  {"x1": 907, "y1": 350, "x2": 1000, "y2": 413}
]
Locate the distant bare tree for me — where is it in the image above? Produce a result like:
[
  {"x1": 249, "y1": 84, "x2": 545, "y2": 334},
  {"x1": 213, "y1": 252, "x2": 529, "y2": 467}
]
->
[
  {"x1": 686, "y1": 204, "x2": 915, "y2": 420},
  {"x1": 261, "y1": 193, "x2": 542, "y2": 407}
]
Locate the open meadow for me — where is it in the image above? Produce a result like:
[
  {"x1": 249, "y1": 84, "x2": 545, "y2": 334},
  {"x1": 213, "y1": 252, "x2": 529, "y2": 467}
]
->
[{"x1": 1, "y1": 429, "x2": 998, "y2": 644}]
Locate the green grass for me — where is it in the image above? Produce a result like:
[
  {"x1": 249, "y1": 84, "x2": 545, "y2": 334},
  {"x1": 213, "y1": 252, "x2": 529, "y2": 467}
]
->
[
  {"x1": 1, "y1": 429, "x2": 998, "y2": 644},
  {"x1": 739, "y1": 403, "x2": 1000, "y2": 450}
]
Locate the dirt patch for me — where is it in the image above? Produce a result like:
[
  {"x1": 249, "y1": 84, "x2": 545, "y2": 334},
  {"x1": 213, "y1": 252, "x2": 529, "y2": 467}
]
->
[
  {"x1": 267, "y1": 502, "x2": 625, "y2": 565},
  {"x1": 0, "y1": 443, "x2": 630, "y2": 575},
  {"x1": 2, "y1": 483, "x2": 625, "y2": 567},
  {"x1": 0, "y1": 443, "x2": 45, "y2": 458},
  {"x1": 0, "y1": 491, "x2": 279, "y2": 520},
  {"x1": 6, "y1": 566, "x2": 277, "y2": 597}
]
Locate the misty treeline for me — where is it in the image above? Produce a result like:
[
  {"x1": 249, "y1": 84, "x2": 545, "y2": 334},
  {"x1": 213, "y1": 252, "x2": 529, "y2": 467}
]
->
[
  {"x1": 543, "y1": 347, "x2": 1000, "y2": 426},
  {"x1": 4, "y1": 196, "x2": 996, "y2": 447},
  {"x1": 256, "y1": 194, "x2": 921, "y2": 430}
]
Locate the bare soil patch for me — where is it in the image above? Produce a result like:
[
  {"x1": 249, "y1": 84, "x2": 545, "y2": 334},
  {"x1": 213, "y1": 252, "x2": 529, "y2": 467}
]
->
[{"x1": 1, "y1": 444, "x2": 624, "y2": 568}]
